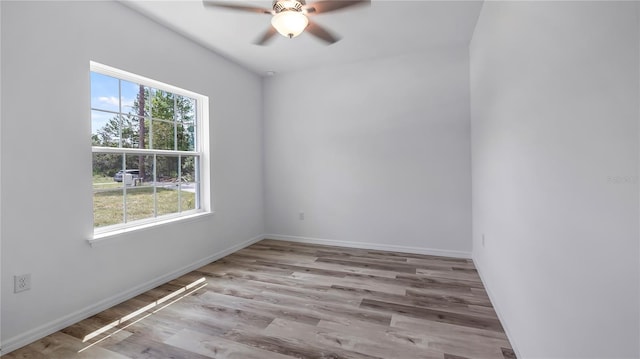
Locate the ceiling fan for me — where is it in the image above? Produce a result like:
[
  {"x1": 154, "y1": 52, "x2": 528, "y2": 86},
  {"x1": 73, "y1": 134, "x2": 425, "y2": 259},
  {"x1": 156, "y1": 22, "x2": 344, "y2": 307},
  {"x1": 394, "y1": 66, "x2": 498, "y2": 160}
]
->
[{"x1": 203, "y1": 0, "x2": 370, "y2": 45}]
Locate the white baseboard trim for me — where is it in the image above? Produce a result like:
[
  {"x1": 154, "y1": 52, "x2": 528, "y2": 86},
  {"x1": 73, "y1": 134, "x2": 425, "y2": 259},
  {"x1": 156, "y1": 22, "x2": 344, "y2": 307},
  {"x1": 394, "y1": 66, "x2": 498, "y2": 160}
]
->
[
  {"x1": 472, "y1": 254, "x2": 522, "y2": 359},
  {"x1": 264, "y1": 234, "x2": 471, "y2": 259},
  {"x1": 0, "y1": 234, "x2": 265, "y2": 355}
]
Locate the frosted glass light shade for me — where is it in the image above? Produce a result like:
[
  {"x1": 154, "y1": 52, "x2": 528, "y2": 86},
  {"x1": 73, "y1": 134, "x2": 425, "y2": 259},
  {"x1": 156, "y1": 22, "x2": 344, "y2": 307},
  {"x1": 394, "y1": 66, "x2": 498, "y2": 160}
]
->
[{"x1": 271, "y1": 11, "x2": 309, "y2": 38}]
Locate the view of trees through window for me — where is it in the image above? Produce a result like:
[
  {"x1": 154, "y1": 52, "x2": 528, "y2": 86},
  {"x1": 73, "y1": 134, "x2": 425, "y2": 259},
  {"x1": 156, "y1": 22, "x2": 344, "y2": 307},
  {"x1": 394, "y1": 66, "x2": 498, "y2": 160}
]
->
[{"x1": 91, "y1": 69, "x2": 201, "y2": 230}]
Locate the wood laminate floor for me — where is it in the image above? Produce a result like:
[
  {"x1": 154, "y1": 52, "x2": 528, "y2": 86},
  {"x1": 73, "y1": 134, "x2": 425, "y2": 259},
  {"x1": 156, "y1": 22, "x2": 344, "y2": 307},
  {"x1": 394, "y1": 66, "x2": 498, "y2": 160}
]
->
[{"x1": 3, "y1": 240, "x2": 516, "y2": 359}]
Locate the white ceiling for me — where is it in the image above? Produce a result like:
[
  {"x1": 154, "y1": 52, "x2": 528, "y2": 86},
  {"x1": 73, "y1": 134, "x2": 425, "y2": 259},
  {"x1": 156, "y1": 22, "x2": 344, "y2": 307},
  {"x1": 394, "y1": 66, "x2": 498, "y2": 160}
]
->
[{"x1": 122, "y1": 0, "x2": 483, "y2": 75}]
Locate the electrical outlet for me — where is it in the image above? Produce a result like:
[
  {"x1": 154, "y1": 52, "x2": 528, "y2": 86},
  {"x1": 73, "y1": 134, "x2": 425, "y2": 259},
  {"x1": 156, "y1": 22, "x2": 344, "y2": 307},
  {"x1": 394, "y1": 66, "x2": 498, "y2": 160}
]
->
[
  {"x1": 299, "y1": 212, "x2": 305, "y2": 220},
  {"x1": 14, "y1": 274, "x2": 31, "y2": 293},
  {"x1": 482, "y1": 234, "x2": 486, "y2": 247}
]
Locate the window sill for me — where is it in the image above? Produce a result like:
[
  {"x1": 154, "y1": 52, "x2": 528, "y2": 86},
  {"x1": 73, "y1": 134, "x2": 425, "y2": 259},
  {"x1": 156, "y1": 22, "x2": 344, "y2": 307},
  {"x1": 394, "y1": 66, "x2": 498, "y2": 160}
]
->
[{"x1": 87, "y1": 211, "x2": 214, "y2": 247}]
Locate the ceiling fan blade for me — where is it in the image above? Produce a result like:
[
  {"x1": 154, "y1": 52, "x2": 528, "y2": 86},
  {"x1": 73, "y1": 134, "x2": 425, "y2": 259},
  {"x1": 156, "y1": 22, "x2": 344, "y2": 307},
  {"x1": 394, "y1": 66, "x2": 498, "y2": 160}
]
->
[
  {"x1": 305, "y1": 0, "x2": 370, "y2": 14},
  {"x1": 254, "y1": 26, "x2": 278, "y2": 45},
  {"x1": 306, "y1": 21, "x2": 340, "y2": 44},
  {"x1": 203, "y1": 1, "x2": 272, "y2": 14}
]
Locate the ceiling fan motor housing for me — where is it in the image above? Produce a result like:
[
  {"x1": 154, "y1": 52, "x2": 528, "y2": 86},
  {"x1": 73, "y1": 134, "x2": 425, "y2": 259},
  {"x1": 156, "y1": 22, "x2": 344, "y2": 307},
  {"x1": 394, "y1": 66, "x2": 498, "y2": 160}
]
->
[{"x1": 272, "y1": 0, "x2": 305, "y2": 13}]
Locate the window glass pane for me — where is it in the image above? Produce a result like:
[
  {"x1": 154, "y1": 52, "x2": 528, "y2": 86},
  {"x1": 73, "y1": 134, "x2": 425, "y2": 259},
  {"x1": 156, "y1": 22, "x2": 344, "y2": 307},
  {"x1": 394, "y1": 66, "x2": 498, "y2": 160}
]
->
[
  {"x1": 151, "y1": 120, "x2": 175, "y2": 150},
  {"x1": 156, "y1": 187, "x2": 179, "y2": 216},
  {"x1": 181, "y1": 156, "x2": 197, "y2": 183},
  {"x1": 124, "y1": 154, "x2": 153, "y2": 185},
  {"x1": 177, "y1": 122, "x2": 195, "y2": 151},
  {"x1": 94, "y1": 189, "x2": 124, "y2": 227},
  {"x1": 93, "y1": 153, "x2": 124, "y2": 227},
  {"x1": 126, "y1": 186, "x2": 155, "y2": 222},
  {"x1": 121, "y1": 115, "x2": 140, "y2": 149},
  {"x1": 124, "y1": 155, "x2": 137, "y2": 173},
  {"x1": 176, "y1": 96, "x2": 196, "y2": 151},
  {"x1": 140, "y1": 155, "x2": 154, "y2": 184},
  {"x1": 176, "y1": 96, "x2": 196, "y2": 123},
  {"x1": 180, "y1": 156, "x2": 200, "y2": 211},
  {"x1": 156, "y1": 155, "x2": 179, "y2": 216},
  {"x1": 121, "y1": 80, "x2": 148, "y2": 116},
  {"x1": 92, "y1": 110, "x2": 120, "y2": 147},
  {"x1": 130, "y1": 117, "x2": 151, "y2": 150},
  {"x1": 181, "y1": 188, "x2": 196, "y2": 211},
  {"x1": 156, "y1": 155, "x2": 179, "y2": 183},
  {"x1": 91, "y1": 72, "x2": 119, "y2": 112},
  {"x1": 151, "y1": 89, "x2": 175, "y2": 121},
  {"x1": 180, "y1": 156, "x2": 198, "y2": 211},
  {"x1": 93, "y1": 153, "x2": 124, "y2": 188},
  {"x1": 124, "y1": 155, "x2": 154, "y2": 222}
]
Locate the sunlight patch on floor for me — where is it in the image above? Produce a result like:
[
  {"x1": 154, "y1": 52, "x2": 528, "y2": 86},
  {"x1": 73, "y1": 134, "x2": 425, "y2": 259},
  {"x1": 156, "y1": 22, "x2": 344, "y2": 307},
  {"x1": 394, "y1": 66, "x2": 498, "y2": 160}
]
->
[{"x1": 78, "y1": 277, "x2": 207, "y2": 353}]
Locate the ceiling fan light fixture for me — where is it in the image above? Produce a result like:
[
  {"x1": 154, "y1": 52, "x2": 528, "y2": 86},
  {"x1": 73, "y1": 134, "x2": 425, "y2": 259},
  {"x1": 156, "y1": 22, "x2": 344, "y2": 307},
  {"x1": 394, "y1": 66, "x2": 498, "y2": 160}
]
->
[{"x1": 271, "y1": 10, "x2": 309, "y2": 38}]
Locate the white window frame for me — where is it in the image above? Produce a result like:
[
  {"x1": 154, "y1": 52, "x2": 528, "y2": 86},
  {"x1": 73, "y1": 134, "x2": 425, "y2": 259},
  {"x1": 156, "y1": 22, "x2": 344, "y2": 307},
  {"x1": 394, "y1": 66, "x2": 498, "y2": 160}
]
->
[{"x1": 90, "y1": 61, "x2": 211, "y2": 239}]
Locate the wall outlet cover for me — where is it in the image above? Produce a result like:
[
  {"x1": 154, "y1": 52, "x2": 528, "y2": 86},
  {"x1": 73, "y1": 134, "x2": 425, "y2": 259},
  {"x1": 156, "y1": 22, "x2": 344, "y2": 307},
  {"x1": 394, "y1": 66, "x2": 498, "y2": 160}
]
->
[{"x1": 14, "y1": 274, "x2": 31, "y2": 293}]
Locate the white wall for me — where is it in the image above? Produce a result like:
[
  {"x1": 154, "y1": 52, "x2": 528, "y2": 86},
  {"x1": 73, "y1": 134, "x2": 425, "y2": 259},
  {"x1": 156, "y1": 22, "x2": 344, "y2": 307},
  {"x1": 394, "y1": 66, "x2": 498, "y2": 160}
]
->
[
  {"x1": 1, "y1": 1, "x2": 264, "y2": 352},
  {"x1": 470, "y1": 2, "x2": 639, "y2": 357},
  {"x1": 264, "y1": 48, "x2": 472, "y2": 256}
]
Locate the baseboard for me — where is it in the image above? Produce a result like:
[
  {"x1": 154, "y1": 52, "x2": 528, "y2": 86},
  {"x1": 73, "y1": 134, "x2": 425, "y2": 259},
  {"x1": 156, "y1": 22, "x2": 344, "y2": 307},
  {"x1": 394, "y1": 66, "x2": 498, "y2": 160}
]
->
[
  {"x1": 0, "y1": 234, "x2": 265, "y2": 355},
  {"x1": 472, "y1": 254, "x2": 522, "y2": 359},
  {"x1": 264, "y1": 234, "x2": 472, "y2": 259}
]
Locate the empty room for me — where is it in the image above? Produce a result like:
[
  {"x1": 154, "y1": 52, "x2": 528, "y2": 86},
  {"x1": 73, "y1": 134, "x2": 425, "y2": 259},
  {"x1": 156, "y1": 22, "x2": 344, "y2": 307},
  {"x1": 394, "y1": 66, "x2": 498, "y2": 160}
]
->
[{"x1": 1, "y1": 0, "x2": 639, "y2": 358}]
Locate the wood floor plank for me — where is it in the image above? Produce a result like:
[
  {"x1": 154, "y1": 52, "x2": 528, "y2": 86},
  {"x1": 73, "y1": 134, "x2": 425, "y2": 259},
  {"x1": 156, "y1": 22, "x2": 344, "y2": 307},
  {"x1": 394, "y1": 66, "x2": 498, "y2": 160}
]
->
[
  {"x1": 206, "y1": 269, "x2": 334, "y2": 293},
  {"x1": 223, "y1": 327, "x2": 383, "y2": 359},
  {"x1": 415, "y1": 268, "x2": 483, "y2": 283},
  {"x1": 164, "y1": 328, "x2": 294, "y2": 359},
  {"x1": 206, "y1": 275, "x2": 363, "y2": 307},
  {"x1": 361, "y1": 298, "x2": 504, "y2": 332},
  {"x1": 159, "y1": 296, "x2": 277, "y2": 330},
  {"x1": 263, "y1": 318, "x2": 444, "y2": 359},
  {"x1": 236, "y1": 247, "x2": 319, "y2": 264},
  {"x1": 314, "y1": 250, "x2": 411, "y2": 263},
  {"x1": 391, "y1": 314, "x2": 512, "y2": 358},
  {"x1": 406, "y1": 256, "x2": 475, "y2": 268},
  {"x1": 290, "y1": 271, "x2": 408, "y2": 295},
  {"x1": 397, "y1": 273, "x2": 484, "y2": 290},
  {"x1": 2, "y1": 240, "x2": 515, "y2": 359},
  {"x1": 315, "y1": 319, "x2": 441, "y2": 356},
  {"x1": 316, "y1": 257, "x2": 418, "y2": 273},
  {"x1": 321, "y1": 255, "x2": 468, "y2": 273},
  {"x1": 261, "y1": 254, "x2": 402, "y2": 278},
  {"x1": 104, "y1": 335, "x2": 213, "y2": 359},
  {"x1": 404, "y1": 288, "x2": 492, "y2": 307},
  {"x1": 199, "y1": 257, "x2": 296, "y2": 277},
  {"x1": 203, "y1": 288, "x2": 393, "y2": 327}
]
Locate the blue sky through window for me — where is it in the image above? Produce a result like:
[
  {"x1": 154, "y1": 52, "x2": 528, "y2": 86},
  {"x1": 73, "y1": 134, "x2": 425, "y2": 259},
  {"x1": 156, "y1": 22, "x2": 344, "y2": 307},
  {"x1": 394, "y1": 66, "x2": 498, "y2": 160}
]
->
[{"x1": 90, "y1": 72, "x2": 140, "y2": 138}]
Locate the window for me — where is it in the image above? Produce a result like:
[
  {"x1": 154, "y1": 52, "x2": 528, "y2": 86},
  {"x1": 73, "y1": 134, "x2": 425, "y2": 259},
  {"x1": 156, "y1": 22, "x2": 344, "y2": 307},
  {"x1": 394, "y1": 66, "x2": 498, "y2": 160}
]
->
[{"x1": 90, "y1": 62, "x2": 209, "y2": 235}]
